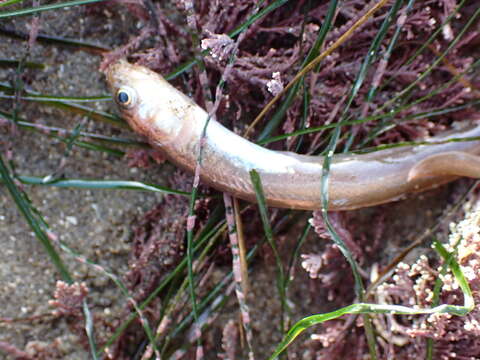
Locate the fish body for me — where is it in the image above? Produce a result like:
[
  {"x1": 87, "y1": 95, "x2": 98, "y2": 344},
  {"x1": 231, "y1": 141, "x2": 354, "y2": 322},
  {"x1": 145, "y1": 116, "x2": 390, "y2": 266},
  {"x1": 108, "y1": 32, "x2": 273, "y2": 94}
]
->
[{"x1": 106, "y1": 60, "x2": 480, "y2": 210}]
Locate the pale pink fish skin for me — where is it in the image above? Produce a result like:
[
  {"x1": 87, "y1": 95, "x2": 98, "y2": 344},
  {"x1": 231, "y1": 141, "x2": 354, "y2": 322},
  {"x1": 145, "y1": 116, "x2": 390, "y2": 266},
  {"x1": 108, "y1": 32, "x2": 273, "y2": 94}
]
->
[{"x1": 106, "y1": 60, "x2": 480, "y2": 211}]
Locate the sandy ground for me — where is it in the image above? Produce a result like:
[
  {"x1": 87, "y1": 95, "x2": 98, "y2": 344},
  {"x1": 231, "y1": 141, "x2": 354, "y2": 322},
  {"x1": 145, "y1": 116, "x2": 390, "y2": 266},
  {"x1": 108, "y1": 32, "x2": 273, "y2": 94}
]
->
[
  {"x1": 0, "y1": 7, "x2": 164, "y2": 359},
  {"x1": 0, "y1": 4, "x2": 472, "y2": 360}
]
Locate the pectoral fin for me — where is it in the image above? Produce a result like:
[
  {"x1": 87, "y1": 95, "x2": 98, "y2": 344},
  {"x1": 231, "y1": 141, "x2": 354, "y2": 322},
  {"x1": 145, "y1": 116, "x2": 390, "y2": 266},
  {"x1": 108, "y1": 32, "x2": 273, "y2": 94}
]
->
[{"x1": 408, "y1": 151, "x2": 480, "y2": 182}]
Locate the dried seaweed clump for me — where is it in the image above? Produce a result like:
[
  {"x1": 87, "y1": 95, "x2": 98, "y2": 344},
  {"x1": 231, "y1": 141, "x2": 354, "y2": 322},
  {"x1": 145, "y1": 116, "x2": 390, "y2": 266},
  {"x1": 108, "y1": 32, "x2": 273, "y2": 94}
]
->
[
  {"x1": 49, "y1": 281, "x2": 89, "y2": 317},
  {"x1": 303, "y1": 211, "x2": 384, "y2": 302},
  {"x1": 125, "y1": 195, "x2": 187, "y2": 303},
  {"x1": 303, "y1": 211, "x2": 356, "y2": 301},
  {"x1": 104, "y1": 0, "x2": 479, "y2": 152},
  {"x1": 370, "y1": 206, "x2": 480, "y2": 359},
  {"x1": 304, "y1": 205, "x2": 480, "y2": 359}
]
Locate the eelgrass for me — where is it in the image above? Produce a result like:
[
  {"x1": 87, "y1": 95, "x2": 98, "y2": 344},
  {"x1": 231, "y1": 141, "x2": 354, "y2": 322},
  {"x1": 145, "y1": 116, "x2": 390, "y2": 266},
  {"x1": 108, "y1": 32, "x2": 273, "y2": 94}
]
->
[{"x1": 0, "y1": 0, "x2": 479, "y2": 359}]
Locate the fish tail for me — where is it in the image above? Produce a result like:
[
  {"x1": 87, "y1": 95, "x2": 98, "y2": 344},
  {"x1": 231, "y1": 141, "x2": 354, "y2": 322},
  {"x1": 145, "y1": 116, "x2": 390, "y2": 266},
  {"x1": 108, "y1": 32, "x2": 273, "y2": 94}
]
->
[{"x1": 408, "y1": 151, "x2": 480, "y2": 181}]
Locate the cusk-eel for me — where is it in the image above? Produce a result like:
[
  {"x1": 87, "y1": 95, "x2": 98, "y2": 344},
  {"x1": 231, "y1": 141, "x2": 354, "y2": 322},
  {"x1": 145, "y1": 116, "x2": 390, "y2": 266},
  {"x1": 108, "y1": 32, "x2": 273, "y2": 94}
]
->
[{"x1": 106, "y1": 60, "x2": 480, "y2": 210}]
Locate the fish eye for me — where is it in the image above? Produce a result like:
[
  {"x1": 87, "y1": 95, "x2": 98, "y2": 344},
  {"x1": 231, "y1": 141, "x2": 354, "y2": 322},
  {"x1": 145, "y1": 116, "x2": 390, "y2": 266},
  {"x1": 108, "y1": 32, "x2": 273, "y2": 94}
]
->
[{"x1": 115, "y1": 87, "x2": 136, "y2": 108}]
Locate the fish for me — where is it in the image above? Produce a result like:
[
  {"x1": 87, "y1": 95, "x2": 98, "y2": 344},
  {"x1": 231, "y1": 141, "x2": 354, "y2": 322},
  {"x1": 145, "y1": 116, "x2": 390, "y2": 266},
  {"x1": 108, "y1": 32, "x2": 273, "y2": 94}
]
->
[{"x1": 106, "y1": 60, "x2": 480, "y2": 210}]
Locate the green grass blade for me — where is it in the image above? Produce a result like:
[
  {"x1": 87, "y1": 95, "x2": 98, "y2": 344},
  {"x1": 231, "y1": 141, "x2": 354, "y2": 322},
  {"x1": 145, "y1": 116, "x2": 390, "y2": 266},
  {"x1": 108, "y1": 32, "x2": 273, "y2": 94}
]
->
[
  {"x1": 83, "y1": 299, "x2": 98, "y2": 360},
  {"x1": 249, "y1": 169, "x2": 287, "y2": 331},
  {"x1": 285, "y1": 222, "x2": 310, "y2": 288},
  {"x1": 11, "y1": 175, "x2": 190, "y2": 196},
  {"x1": 161, "y1": 213, "x2": 301, "y2": 355},
  {"x1": 269, "y1": 302, "x2": 471, "y2": 360},
  {"x1": 317, "y1": 3, "x2": 405, "y2": 357},
  {"x1": 165, "y1": 0, "x2": 291, "y2": 80},
  {"x1": 257, "y1": 0, "x2": 337, "y2": 141},
  {"x1": 365, "y1": 0, "x2": 415, "y2": 102},
  {"x1": 249, "y1": 170, "x2": 275, "y2": 249},
  {"x1": 0, "y1": 0, "x2": 107, "y2": 18},
  {"x1": 268, "y1": 239, "x2": 474, "y2": 360},
  {"x1": 0, "y1": 93, "x2": 111, "y2": 102},
  {"x1": 0, "y1": 59, "x2": 44, "y2": 69},
  {"x1": 98, "y1": 216, "x2": 228, "y2": 356},
  {"x1": 0, "y1": 0, "x2": 24, "y2": 8},
  {"x1": 258, "y1": 92, "x2": 480, "y2": 145},
  {"x1": 166, "y1": 241, "x2": 261, "y2": 346},
  {"x1": 0, "y1": 110, "x2": 147, "y2": 149},
  {"x1": 17, "y1": 123, "x2": 126, "y2": 156},
  {"x1": 0, "y1": 81, "x2": 126, "y2": 128},
  {"x1": 433, "y1": 241, "x2": 474, "y2": 310},
  {"x1": 55, "y1": 238, "x2": 159, "y2": 357},
  {"x1": 379, "y1": 3, "x2": 480, "y2": 112},
  {"x1": 293, "y1": 85, "x2": 310, "y2": 152},
  {"x1": 359, "y1": 0, "x2": 466, "y2": 107},
  {"x1": 0, "y1": 154, "x2": 72, "y2": 282},
  {"x1": 393, "y1": 0, "x2": 467, "y2": 74},
  {"x1": 426, "y1": 237, "x2": 472, "y2": 359},
  {"x1": 0, "y1": 25, "x2": 110, "y2": 52},
  {"x1": 229, "y1": 0, "x2": 288, "y2": 37},
  {"x1": 426, "y1": 235, "x2": 447, "y2": 359},
  {"x1": 257, "y1": 80, "x2": 301, "y2": 142},
  {"x1": 1, "y1": 152, "x2": 101, "y2": 358},
  {"x1": 359, "y1": 55, "x2": 480, "y2": 147}
]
